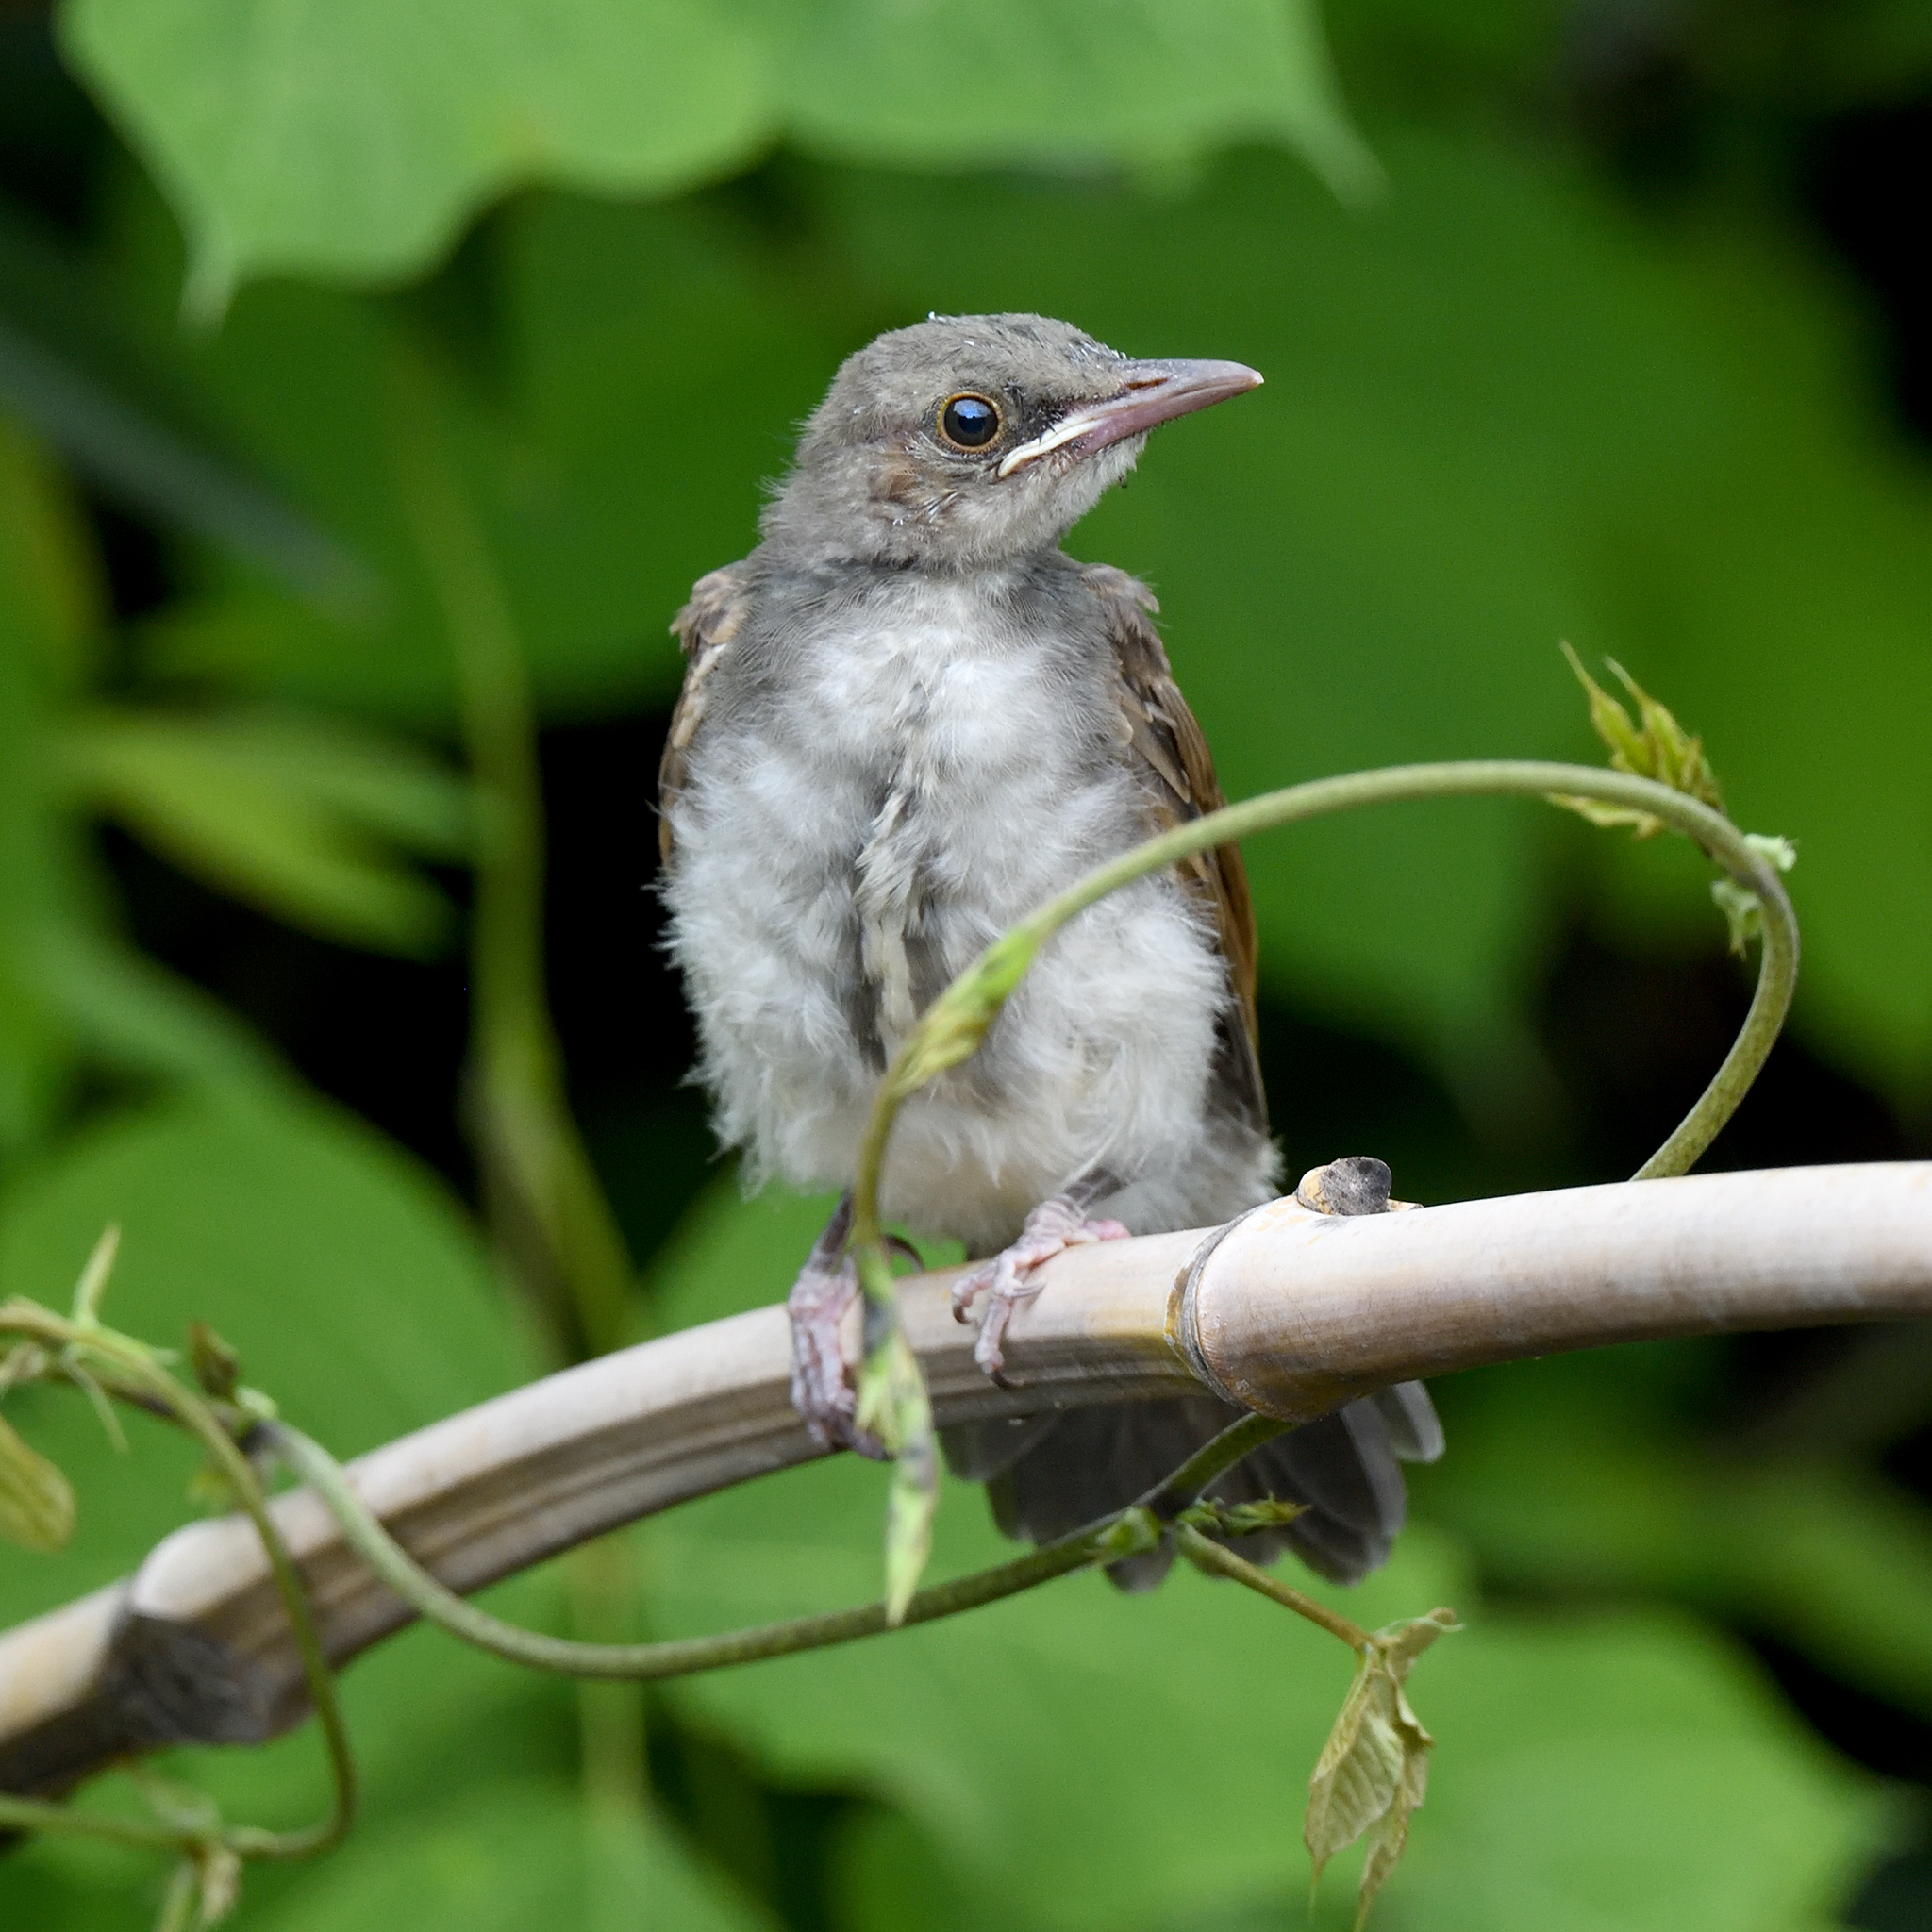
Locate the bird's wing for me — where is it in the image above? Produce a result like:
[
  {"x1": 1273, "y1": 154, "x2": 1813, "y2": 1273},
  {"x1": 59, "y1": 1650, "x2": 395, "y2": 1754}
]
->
[
  {"x1": 657, "y1": 563, "x2": 753, "y2": 870},
  {"x1": 1084, "y1": 562, "x2": 1266, "y2": 1132}
]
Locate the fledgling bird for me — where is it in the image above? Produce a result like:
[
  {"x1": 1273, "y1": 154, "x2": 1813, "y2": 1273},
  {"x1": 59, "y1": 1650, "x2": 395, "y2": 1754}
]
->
[{"x1": 658, "y1": 313, "x2": 1441, "y2": 1587}]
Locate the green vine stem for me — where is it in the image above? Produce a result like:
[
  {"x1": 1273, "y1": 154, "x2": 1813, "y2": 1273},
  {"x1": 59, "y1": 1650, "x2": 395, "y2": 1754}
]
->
[
  {"x1": 388, "y1": 355, "x2": 635, "y2": 1365},
  {"x1": 844, "y1": 758, "x2": 1799, "y2": 1607},
  {"x1": 0, "y1": 1299, "x2": 356, "y2": 1864},
  {"x1": 263, "y1": 1416, "x2": 1315, "y2": 1678},
  {"x1": 232, "y1": 1409, "x2": 1276, "y2": 1683},
  {"x1": 1175, "y1": 1524, "x2": 1371, "y2": 1650},
  {"x1": 852, "y1": 759, "x2": 1794, "y2": 1266}
]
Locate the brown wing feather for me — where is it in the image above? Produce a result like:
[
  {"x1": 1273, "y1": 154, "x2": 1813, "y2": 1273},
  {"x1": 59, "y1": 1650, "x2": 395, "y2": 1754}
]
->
[
  {"x1": 1084, "y1": 563, "x2": 1267, "y2": 1133},
  {"x1": 657, "y1": 563, "x2": 752, "y2": 870}
]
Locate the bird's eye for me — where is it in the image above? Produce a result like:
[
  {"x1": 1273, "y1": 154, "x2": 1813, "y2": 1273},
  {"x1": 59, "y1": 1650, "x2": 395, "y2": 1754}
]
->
[{"x1": 938, "y1": 393, "x2": 1002, "y2": 450}]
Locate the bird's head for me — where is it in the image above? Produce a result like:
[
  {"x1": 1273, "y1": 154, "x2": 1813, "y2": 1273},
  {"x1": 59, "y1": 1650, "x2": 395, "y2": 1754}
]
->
[{"x1": 760, "y1": 313, "x2": 1261, "y2": 571}]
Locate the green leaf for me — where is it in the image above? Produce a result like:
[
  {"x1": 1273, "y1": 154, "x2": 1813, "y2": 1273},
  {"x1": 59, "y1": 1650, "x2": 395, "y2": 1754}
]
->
[
  {"x1": 1559, "y1": 641, "x2": 1651, "y2": 771},
  {"x1": 25, "y1": 922, "x2": 288, "y2": 1097},
  {"x1": 832, "y1": 1807, "x2": 1023, "y2": 1932},
  {"x1": 854, "y1": 1323, "x2": 939, "y2": 1624},
  {"x1": 0, "y1": 207, "x2": 373, "y2": 608},
  {"x1": 0, "y1": 1406, "x2": 75, "y2": 1551},
  {"x1": 1416, "y1": 1352, "x2": 1932, "y2": 1725},
  {"x1": 58, "y1": 706, "x2": 472, "y2": 956},
  {"x1": 66, "y1": 1219, "x2": 119, "y2": 1325},
  {"x1": 59, "y1": 0, "x2": 1369, "y2": 304},
  {"x1": 243, "y1": 1780, "x2": 761, "y2": 1932},
  {"x1": 1549, "y1": 644, "x2": 1725, "y2": 841}
]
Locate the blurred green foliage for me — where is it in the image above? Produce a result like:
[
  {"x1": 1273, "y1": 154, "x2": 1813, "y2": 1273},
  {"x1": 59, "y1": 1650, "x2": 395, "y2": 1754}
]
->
[
  {"x1": 1, "y1": 0, "x2": 1930, "y2": 1926},
  {"x1": 61, "y1": 0, "x2": 1372, "y2": 308}
]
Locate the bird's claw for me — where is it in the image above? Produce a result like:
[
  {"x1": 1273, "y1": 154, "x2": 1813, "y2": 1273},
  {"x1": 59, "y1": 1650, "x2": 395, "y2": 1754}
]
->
[
  {"x1": 788, "y1": 1252, "x2": 889, "y2": 1460},
  {"x1": 952, "y1": 1194, "x2": 1130, "y2": 1382}
]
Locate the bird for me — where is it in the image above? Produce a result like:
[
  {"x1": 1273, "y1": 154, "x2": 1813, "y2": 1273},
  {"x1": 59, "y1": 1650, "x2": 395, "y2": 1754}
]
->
[{"x1": 658, "y1": 312, "x2": 1441, "y2": 1588}]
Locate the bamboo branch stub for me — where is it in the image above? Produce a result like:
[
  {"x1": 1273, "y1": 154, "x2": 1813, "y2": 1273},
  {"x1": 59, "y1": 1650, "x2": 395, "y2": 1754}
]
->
[{"x1": 2, "y1": 1162, "x2": 1930, "y2": 1802}]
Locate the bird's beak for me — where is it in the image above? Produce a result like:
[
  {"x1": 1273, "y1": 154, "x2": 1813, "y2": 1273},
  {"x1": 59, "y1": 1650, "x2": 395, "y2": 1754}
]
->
[{"x1": 995, "y1": 358, "x2": 1263, "y2": 478}]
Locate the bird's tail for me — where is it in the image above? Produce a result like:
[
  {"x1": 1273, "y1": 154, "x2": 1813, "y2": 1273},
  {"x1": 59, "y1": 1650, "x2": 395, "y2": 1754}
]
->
[{"x1": 940, "y1": 1383, "x2": 1444, "y2": 1590}]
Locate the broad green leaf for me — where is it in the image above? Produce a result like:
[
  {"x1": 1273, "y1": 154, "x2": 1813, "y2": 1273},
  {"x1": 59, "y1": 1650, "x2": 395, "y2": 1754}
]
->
[
  {"x1": 0, "y1": 1406, "x2": 76, "y2": 1551},
  {"x1": 24, "y1": 922, "x2": 288, "y2": 1097},
  {"x1": 1414, "y1": 1352, "x2": 1932, "y2": 1724},
  {"x1": 234, "y1": 1779, "x2": 763, "y2": 1932},
  {"x1": 644, "y1": 1455, "x2": 1884, "y2": 1932},
  {"x1": 832, "y1": 1807, "x2": 1025, "y2": 1932},
  {"x1": 0, "y1": 204, "x2": 369, "y2": 608},
  {"x1": 58, "y1": 706, "x2": 472, "y2": 956},
  {"x1": 59, "y1": 0, "x2": 1367, "y2": 304}
]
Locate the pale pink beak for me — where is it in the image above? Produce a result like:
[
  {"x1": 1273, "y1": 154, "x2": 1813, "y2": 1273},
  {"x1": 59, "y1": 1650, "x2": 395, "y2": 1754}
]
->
[{"x1": 997, "y1": 358, "x2": 1263, "y2": 477}]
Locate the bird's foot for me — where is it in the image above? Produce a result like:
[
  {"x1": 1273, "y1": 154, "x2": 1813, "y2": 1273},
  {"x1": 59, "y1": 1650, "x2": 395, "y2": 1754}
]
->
[
  {"x1": 952, "y1": 1194, "x2": 1130, "y2": 1383},
  {"x1": 786, "y1": 1198, "x2": 889, "y2": 1460}
]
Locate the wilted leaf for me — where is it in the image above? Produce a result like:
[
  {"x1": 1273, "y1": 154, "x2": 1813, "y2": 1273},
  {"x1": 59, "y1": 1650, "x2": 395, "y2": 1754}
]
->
[
  {"x1": 0, "y1": 1407, "x2": 76, "y2": 1552},
  {"x1": 1304, "y1": 1609, "x2": 1457, "y2": 1926}
]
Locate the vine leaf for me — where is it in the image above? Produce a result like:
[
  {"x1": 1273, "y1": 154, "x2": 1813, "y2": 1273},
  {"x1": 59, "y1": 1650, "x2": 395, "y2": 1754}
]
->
[
  {"x1": 1551, "y1": 647, "x2": 1798, "y2": 954},
  {"x1": 855, "y1": 1319, "x2": 939, "y2": 1625},
  {"x1": 854, "y1": 921, "x2": 1042, "y2": 1612},
  {"x1": 192, "y1": 1843, "x2": 242, "y2": 1926},
  {"x1": 70, "y1": 1221, "x2": 121, "y2": 1326},
  {"x1": 1305, "y1": 1607, "x2": 1457, "y2": 1926},
  {"x1": 188, "y1": 1320, "x2": 242, "y2": 1402},
  {"x1": 884, "y1": 926, "x2": 1039, "y2": 1103},
  {"x1": 1712, "y1": 833, "x2": 1798, "y2": 955},
  {"x1": 0, "y1": 1407, "x2": 76, "y2": 1552},
  {"x1": 1550, "y1": 642, "x2": 1724, "y2": 837}
]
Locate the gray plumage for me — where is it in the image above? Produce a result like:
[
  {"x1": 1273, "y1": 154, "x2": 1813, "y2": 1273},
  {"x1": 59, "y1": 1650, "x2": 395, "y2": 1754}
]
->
[{"x1": 658, "y1": 313, "x2": 1441, "y2": 1588}]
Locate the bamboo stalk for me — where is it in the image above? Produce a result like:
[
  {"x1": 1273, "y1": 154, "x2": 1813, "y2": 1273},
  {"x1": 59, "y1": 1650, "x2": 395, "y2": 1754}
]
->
[{"x1": 4, "y1": 1161, "x2": 1929, "y2": 1800}]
